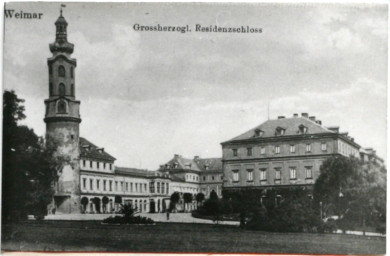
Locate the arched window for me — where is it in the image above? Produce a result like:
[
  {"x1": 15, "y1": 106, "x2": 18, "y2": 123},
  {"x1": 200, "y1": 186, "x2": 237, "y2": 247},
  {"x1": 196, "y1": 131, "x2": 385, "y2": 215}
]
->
[
  {"x1": 57, "y1": 100, "x2": 67, "y2": 114},
  {"x1": 58, "y1": 66, "x2": 65, "y2": 77},
  {"x1": 59, "y1": 83, "x2": 65, "y2": 96},
  {"x1": 49, "y1": 83, "x2": 53, "y2": 96},
  {"x1": 70, "y1": 67, "x2": 74, "y2": 78},
  {"x1": 71, "y1": 84, "x2": 74, "y2": 96}
]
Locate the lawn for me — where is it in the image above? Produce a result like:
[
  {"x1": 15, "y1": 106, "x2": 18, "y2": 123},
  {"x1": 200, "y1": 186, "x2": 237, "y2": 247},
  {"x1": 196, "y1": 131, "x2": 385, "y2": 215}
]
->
[{"x1": 1, "y1": 221, "x2": 386, "y2": 254}]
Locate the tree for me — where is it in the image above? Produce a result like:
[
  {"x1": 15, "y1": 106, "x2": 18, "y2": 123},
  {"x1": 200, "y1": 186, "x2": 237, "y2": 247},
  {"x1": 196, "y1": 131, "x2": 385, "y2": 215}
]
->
[
  {"x1": 210, "y1": 190, "x2": 218, "y2": 201},
  {"x1": 183, "y1": 193, "x2": 193, "y2": 212},
  {"x1": 102, "y1": 196, "x2": 109, "y2": 213},
  {"x1": 196, "y1": 192, "x2": 205, "y2": 206},
  {"x1": 2, "y1": 90, "x2": 56, "y2": 222},
  {"x1": 81, "y1": 197, "x2": 89, "y2": 213},
  {"x1": 314, "y1": 155, "x2": 386, "y2": 234},
  {"x1": 170, "y1": 192, "x2": 180, "y2": 211}
]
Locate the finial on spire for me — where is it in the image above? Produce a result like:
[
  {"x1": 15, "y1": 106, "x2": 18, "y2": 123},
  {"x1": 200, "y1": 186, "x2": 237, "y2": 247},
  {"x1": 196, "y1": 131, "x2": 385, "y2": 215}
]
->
[{"x1": 60, "y1": 4, "x2": 66, "y2": 17}]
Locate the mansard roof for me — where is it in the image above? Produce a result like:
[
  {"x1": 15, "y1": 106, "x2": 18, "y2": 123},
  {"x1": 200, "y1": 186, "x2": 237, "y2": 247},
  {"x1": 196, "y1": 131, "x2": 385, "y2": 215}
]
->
[
  {"x1": 222, "y1": 116, "x2": 335, "y2": 144},
  {"x1": 158, "y1": 155, "x2": 222, "y2": 173},
  {"x1": 194, "y1": 158, "x2": 222, "y2": 172},
  {"x1": 79, "y1": 137, "x2": 116, "y2": 161}
]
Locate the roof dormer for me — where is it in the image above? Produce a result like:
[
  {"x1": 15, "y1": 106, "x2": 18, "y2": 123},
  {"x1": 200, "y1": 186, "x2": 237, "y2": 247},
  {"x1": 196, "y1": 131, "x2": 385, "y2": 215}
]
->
[
  {"x1": 254, "y1": 128, "x2": 264, "y2": 137},
  {"x1": 275, "y1": 127, "x2": 286, "y2": 136},
  {"x1": 298, "y1": 124, "x2": 308, "y2": 134}
]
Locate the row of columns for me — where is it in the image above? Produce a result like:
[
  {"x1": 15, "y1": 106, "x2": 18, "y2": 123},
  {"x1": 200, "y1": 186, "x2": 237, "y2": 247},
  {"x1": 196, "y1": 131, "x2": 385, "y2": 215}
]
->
[{"x1": 81, "y1": 196, "x2": 170, "y2": 214}]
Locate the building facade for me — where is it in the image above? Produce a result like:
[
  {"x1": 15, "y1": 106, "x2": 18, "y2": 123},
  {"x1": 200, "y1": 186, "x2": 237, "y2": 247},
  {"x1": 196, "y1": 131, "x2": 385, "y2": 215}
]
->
[
  {"x1": 221, "y1": 113, "x2": 361, "y2": 194},
  {"x1": 158, "y1": 155, "x2": 223, "y2": 210}
]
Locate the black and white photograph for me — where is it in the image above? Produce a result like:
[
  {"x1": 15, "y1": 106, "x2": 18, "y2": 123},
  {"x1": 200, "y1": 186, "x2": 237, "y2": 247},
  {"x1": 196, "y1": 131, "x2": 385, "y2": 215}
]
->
[{"x1": 1, "y1": 2, "x2": 387, "y2": 254}]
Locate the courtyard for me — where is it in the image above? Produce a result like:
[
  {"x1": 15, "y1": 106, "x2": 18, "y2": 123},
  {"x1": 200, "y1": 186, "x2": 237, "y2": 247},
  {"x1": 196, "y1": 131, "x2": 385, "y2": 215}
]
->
[{"x1": 1, "y1": 220, "x2": 386, "y2": 254}]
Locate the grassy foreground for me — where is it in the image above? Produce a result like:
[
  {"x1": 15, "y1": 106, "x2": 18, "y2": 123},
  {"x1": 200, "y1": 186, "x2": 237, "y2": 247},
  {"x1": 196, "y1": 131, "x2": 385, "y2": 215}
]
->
[{"x1": 1, "y1": 220, "x2": 386, "y2": 254}]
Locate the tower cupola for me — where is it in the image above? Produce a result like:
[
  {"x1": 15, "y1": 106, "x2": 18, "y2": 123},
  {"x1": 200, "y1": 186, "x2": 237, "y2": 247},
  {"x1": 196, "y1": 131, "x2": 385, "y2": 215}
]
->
[{"x1": 50, "y1": 10, "x2": 74, "y2": 54}]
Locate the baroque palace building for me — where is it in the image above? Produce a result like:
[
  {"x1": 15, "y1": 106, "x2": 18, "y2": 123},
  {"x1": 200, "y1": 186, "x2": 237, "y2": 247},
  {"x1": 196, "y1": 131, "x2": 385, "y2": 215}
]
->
[
  {"x1": 45, "y1": 11, "x2": 222, "y2": 215},
  {"x1": 221, "y1": 113, "x2": 362, "y2": 196}
]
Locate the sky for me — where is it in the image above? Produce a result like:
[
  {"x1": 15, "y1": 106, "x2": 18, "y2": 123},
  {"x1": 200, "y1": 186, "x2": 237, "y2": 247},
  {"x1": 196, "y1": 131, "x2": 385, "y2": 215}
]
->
[{"x1": 3, "y1": 2, "x2": 388, "y2": 170}]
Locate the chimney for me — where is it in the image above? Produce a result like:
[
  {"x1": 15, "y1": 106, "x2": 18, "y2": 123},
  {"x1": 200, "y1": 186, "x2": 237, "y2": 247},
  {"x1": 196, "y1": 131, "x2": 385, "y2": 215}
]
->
[
  {"x1": 194, "y1": 156, "x2": 199, "y2": 161},
  {"x1": 174, "y1": 154, "x2": 179, "y2": 158},
  {"x1": 293, "y1": 113, "x2": 298, "y2": 117},
  {"x1": 309, "y1": 116, "x2": 316, "y2": 121},
  {"x1": 301, "y1": 113, "x2": 308, "y2": 118},
  {"x1": 277, "y1": 116, "x2": 285, "y2": 119},
  {"x1": 316, "y1": 120, "x2": 322, "y2": 125}
]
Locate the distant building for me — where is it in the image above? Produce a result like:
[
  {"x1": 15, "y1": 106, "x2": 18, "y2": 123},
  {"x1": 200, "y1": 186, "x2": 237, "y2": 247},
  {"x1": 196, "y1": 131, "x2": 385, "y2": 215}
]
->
[
  {"x1": 360, "y1": 147, "x2": 385, "y2": 167},
  {"x1": 158, "y1": 155, "x2": 223, "y2": 210},
  {"x1": 221, "y1": 113, "x2": 361, "y2": 194}
]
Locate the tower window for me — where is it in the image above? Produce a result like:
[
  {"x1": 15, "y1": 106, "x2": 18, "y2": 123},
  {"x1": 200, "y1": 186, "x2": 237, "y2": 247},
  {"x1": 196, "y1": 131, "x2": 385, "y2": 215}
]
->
[
  {"x1": 58, "y1": 65, "x2": 65, "y2": 77},
  {"x1": 49, "y1": 83, "x2": 53, "y2": 96},
  {"x1": 57, "y1": 100, "x2": 67, "y2": 114},
  {"x1": 71, "y1": 84, "x2": 74, "y2": 96},
  {"x1": 59, "y1": 83, "x2": 65, "y2": 97},
  {"x1": 49, "y1": 65, "x2": 52, "y2": 75},
  {"x1": 70, "y1": 67, "x2": 74, "y2": 78}
]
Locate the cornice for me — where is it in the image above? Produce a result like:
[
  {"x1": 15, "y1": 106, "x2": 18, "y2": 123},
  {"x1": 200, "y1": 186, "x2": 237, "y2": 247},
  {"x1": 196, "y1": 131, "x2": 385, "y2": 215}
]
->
[
  {"x1": 47, "y1": 54, "x2": 77, "y2": 66},
  {"x1": 222, "y1": 153, "x2": 339, "y2": 164},
  {"x1": 44, "y1": 116, "x2": 82, "y2": 123}
]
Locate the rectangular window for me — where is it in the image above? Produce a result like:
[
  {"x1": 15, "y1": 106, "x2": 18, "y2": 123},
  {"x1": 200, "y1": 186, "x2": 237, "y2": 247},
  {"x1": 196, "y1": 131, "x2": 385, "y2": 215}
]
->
[
  {"x1": 203, "y1": 176, "x2": 206, "y2": 181},
  {"x1": 121, "y1": 181, "x2": 124, "y2": 191},
  {"x1": 150, "y1": 182, "x2": 154, "y2": 193},
  {"x1": 233, "y1": 149, "x2": 238, "y2": 157},
  {"x1": 90, "y1": 179, "x2": 93, "y2": 190},
  {"x1": 233, "y1": 170, "x2": 239, "y2": 182},
  {"x1": 109, "y1": 164, "x2": 112, "y2": 170},
  {"x1": 212, "y1": 176, "x2": 215, "y2": 180},
  {"x1": 83, "y1": 160, "x2": 86, "y2": 167},
  {"x1": 260, "y1": 147, "x2": 265, "y2": 155},
  {"x1": 260, "y1": 169, "x2": 267, "y2": 181},
  {"x1": 144, "y1": 183, "x2": 147, "y2": 193},
  {"x1": 135, "y1": 183, "x2": 138, "y2": 192},
  {"x1": 161, "y1": 183, "x2": 165, "y2": 194},
  {"x1": 109, "y1": 180, "x2": 112, "y2": 191},
  {"x1": 130, "y1": 182, "x2": 133, "y2": 192},
  {"x1": 97, "y1": 180, "x2": 100, "y2": 190},
  {"x1": 166, "y1": 183, "x2": 169, "y2": 194},
  {"x1": 90, "y1": 161, "x2": 93, "y2": 168},
  {"x1": 140, "y1": 184, "x2": 142, "y2": 193},
  {"x1": 83, "y1": 178, "x2": 86, "y2": 189},
  {"x1": 306, "y1": 144, "x2": 311, "y2": 152},
  {"x1": 321, "y1": 143, "x2": 327, "y2": 151},
  {"x1": 221, "y1": 175, "x2": 223, "y2": 180},
  {"x1": 115, "y1": 181, "x2": 118, "y2": 191},
  {"x1": 305, "y1": 167, "x2": 313, "y2": 179},
  {"x1": 247, "y1": 148, "x2": 252, "y2": 156},
  {"x1": 275, "y1": 146, "x2": 280, "y2": 154},
  {"x1": 247, "y1": 170, "x2": 253, "y2": 181},
  {"x1": 103, "y1": 180, "x2": 106, "y2": 191},
  {"x1": 290, "y1": 145, "x2": 295, "y2": 153},
  {"x1": 97, "y1": 162, "x2": 100, "y2": 169},
  {"x1": 275, "y1": 168, "x2": 281, "y2": 180},
  {"x1": 157, "y1": 182, "x2": 160, "y2": 193},
  {"x1": 290, "y1": 167, "x2": 297, "y2": 179},
  {"x1": 126, "y1": 182, "x2": 128, "y2": 192},
  {"x1": 104, "y1": 163, "x2": 106, "y2": 169}
]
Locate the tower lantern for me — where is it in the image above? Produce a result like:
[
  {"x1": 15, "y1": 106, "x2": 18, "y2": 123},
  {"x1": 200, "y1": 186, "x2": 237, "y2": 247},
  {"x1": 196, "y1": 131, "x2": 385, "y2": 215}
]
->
[{"x1": 44, "y1": 9, "x2": 81, "y2": 214}]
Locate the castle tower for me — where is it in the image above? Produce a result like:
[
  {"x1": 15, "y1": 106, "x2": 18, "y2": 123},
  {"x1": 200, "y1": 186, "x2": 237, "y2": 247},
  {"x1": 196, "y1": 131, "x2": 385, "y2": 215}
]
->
[{"x1": 44, "y1": 10, "x2": 81, "y2": 214}]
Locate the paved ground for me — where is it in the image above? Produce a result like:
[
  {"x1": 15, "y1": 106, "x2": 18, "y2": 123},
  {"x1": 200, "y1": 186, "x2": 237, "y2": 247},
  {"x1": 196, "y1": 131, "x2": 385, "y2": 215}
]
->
[
  {"x1": 45, "y1": 212, "x2": 239, "y2": 226},
  {"x1": 2, "y1": 221, "x2": 385, "y2": 254}
]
